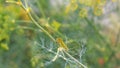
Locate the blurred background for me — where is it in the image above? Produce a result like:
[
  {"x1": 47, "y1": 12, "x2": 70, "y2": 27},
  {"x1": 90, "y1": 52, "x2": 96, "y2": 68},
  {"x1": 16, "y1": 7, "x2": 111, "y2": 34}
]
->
[{"x1": 0, "y1": 0, "x2": 120, "y2": 68}]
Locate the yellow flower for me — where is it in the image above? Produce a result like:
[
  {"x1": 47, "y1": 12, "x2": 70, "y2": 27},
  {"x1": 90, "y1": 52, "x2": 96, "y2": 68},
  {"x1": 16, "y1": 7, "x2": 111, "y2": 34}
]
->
[
  {"x1": 71, "y1": 0, "x2": 77, "y2": 4},
  {"x1": 56, "y1": 38, "x2": 69, "y2": 51},
  {"x1": 1, "y1": 43, "x2": 9, "y2": 50},
  {"x1": 51, "y1": 20, "x2": 61, "y2": 31},
  {"x1": 71, "y1": 3, "x2": 78, "y2": 11},
  {"x1": 26, "y1": 7, "x2": 31, "y2": 13},
  {"x1": 84, "y1": 0, "x2": 93, "y2": 6},
  {"x1": 94, "y1": 6, "x2": 103, "y2": 16},
  {"x1": 79, "y1": 8, "x2": 88, "y2": 18},
  {"x1": 97, "y1": 0, "x2": 106, "y2": 6},
  {"x1": 65, "y1": 1, "x2": 78, "y2": 14},
  {"x1": 79, "y1": 0, "x2": 85, "y2": 4},
  {"x1": 31, "y1": 56, "x2": 39, "y2": 67},
  {"x1": 65, "y1": 4, "x2": 71, "y2": 14},
  {"x1": 112, "y1": 0, "x2": 117, "y2": 2},
  {"x1": 16, "y1": 1, "x2": 22, "y2": 5}
]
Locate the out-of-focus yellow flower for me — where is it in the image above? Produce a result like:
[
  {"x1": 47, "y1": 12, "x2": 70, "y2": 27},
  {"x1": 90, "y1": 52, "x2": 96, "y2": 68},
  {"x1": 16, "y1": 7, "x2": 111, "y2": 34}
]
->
[
  {"x1": 79, "y1": 8, "x2": 88, "y2": 18},
  {"x1": 79, "y1": 0, "x2": 106, "y2": 7},
  {"x1": 1, "y1": 43, "x2": 9, "y2": 50},
  {"x1": 66, "y1": 0, "x2": 115, "y2": 16},
  {"x1": 16, "y1": 1, "x2": 22, "y2": 5},
  {"x1": 65, "y1": 4, "x2": 71, "y2": 14},
  {"x1": 65, "y1": 3, "x2": 78, "y2": 14},
  {"x1": 31, "y1": 56, "x2": 39, "y2": 67},
  {"x1": 65, "y1": 0, "x2": 78, "y2": 14},
  {"x1": 79, "y1": 0, "x2": 85, "y2": 4},
  {"x1": 12, "y1": 19, "x2": 15, "y2": 23},
  {"x1": 0, "y1": 34, "x2": 9, "y2": 41},
  {"x1": 26, "y1": 7, "x2": 31, "y2": 13},
  {"x1": 71, "y1": 0, "x2": 77, "y2": 4},
  {"x1": 56, "y1": 38, "x2": 69, "y2": 51},
  {"x1": 93, "y1": 6, "x2": 103, "y2": 16},
  {"x1": 71, "y1": 3, "x2": 78, "y2": 11},
  {"x1": 84, "y1": 0, "x2": 93, "y2": 6},
  {"x1": 97, "y1": 0, "x2": 101, "y2": 4},
  {"x1": 112, "y1": 0, "x2": 117, "y2": 2},
  {"x1": 97, "y1": 0, "x2": 106, "y2": 6},
  {"x1": 51, "y1": 20, "x2": 61, "y2": 31}
]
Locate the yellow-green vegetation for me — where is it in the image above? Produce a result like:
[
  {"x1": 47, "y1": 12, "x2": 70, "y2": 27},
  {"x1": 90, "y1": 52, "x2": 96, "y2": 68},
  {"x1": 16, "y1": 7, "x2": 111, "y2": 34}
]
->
[
  {"x1": 0, "y1": 0, "x2": 120, "y2": 68},
  {"x1": 0, "y1": 4, "x2": 19, "y2": 50},
  {"x1": 65, "y1": 0, "x2": 115, "y2": 16}
]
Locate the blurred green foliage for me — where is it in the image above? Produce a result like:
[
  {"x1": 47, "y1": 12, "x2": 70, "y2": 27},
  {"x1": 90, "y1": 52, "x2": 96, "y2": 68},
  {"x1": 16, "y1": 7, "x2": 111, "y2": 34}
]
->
[
  {"x1": 0, "y1": 2, "x2": 17, "y2": 50},
  {"x1": 0, "y1": 0, "x2": 120, "y2": 68},
  {"x1": 0, "y1": 1, "x2": 32, "y2": 68}
]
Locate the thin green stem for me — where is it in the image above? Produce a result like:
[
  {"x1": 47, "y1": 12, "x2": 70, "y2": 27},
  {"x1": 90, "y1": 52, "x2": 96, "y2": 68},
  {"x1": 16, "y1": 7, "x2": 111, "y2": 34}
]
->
[
  {"x1": 36, "y1": 0, "x2": 46, "y2": 18},
  {"x1": 16, "y1": 20, "x2": 31, "y2": 23},
  {"x1": 104, "y1": 28, "x2": 120, "y2": 66},
  {"x1": 23, "y1": 0, "x2": 81, "y2": 46},
  {"x1": 20, "y1": 1, "x2": 55, "y2": 42},
  {"x1": 85, "y1": 18, "x2": 111, "y2": 47},
  {"x1": 63, "y1": 50, "x2": 87, "y2": 68}
]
